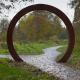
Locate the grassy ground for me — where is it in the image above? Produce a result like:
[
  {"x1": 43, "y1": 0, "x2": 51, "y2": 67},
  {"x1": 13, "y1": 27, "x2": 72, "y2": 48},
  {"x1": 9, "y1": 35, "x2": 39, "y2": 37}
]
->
[
  {"x1": 67, "y1": 44, "x2": 80, "y2": 69},
  {"x1": 0, "y1": 58, "x2": 59, "y2": 80},
  {"x1": 57, "y1": 45, "x2": 67, "y2": 53},
  {"x1": 0, "y1": 41, "x2": 57, "y2": 55},
  {"x1": 57, "y1": 43, "x2": 80, "y2": 69},
  {"x1": 56, "y1": 45, "x2": 67, "y2": 62}
]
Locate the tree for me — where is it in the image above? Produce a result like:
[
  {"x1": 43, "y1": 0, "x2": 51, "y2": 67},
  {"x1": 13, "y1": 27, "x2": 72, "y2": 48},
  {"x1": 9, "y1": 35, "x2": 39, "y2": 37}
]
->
[
  {"x1": 0, "y1": 0, "x2": 33, "y2": 18},
  {"x1": 52, "y1": 16, "x2": 62, "y2": 35},
  {"x1": 15, "y1": 11, "x2": 63, "y2": 42},
  {"x1": 69, "y1": 0, "x2": 80, "y2": 8},
  {"x1": 0, "y1": 18, "x2": 9, "y2": 42},
  {"x1": 0, "y1": 0, "x2": 33, "y2": 9},
  {"x1": 0, "y1": 0, "x2": 34, "y2": 42},
  {"x1": 70, "y1": 0, "x2": 80, "y2": 34},
  {"x1": 58, "y1": 28, "x2": 68, "y2": 40},
  {"x1": 0, "y1": 19, "x2": 9, "y2": 32},
  {"x1": 69, "y1": 0, "x2": 80, "y2": 57},
  {"x1": 70, "y1": 0, "x2": 80, "y2": 23}
]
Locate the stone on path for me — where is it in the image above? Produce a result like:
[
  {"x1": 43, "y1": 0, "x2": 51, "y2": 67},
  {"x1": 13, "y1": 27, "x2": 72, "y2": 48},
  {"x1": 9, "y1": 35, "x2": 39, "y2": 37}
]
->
[{"x1": 0, "y1": 46, "x2": 80, "y2": 80}]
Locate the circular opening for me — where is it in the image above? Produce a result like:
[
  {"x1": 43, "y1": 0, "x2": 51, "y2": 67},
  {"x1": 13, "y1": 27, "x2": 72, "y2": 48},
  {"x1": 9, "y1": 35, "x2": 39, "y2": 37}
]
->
[
  {"x1": 13, "y1": 10, "x2": 68, "y2": 59},
  {"x1": 7, "y1": 4, "x2": 75, "y2": 62}
]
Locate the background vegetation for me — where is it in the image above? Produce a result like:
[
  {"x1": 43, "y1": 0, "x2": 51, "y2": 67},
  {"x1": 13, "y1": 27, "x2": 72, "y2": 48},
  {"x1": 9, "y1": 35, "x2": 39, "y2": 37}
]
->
[
  {"x1": 0, "y1": 0, "x2": 80, "y2": 80},
  {"x1": 0, "y1": 11, "x2": 68, "y2": 55},
  {"x1": 57, "y1": 0, "x2": 80, "y2": 69},
  {"x1": 0, "y1": 58, "x2": 59, "y2": 80}
]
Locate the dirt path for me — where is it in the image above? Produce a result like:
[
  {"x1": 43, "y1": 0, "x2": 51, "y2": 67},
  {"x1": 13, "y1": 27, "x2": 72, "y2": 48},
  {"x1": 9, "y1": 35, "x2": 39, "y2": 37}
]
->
[{"x1": 0, "y1": 46, "x2": 80, "y2": 80}]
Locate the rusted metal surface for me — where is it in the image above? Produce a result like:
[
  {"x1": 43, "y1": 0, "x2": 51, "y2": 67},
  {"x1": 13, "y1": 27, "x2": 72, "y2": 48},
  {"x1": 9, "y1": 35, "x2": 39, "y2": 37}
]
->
[{"x1": 7, "y1": 4, "x2": 75, "y2": 62}]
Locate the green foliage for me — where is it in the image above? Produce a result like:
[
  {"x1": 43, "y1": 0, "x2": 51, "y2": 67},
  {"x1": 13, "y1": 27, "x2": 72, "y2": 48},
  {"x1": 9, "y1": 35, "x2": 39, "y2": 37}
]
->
[
  {"x1": 0, "y1": 49, "x2": 8, "y2": 54},
  {"x1": 52, "y1": 16, "x2": 62, "y2": 35},
  {"x1": 14, "y1": 41, "x2": 56, "y2": 54},
  {"x1": 0, "y1": 18, "x2": 9, "y2": 42},
  {"x1": 57, "y1": 46, "x2": 66, "y2": 53},
  {"x1": 68, "y1": 22, "x2": 80, "y2": 69},
  {"x1": 0, "y1": 42, "x2": 7, "y2": 49},
  {"x1": 58, "y1": 28, "x2": 68, "y2": 40},
  {"x1": 69, "y1": 0, "x2": 80, "y2": 8},
  {"x1": 56, "y1": 0, "x2": 80, "y2": 69},
  {"x1": 15, "y1": 11, "x2": 63, "y2": 42},
  {"x1": 0, "y1": 59, "x2": 59, "y2": 80},
  {"x1": 57, "y1": 24, "x2": 80, "y2": 69},
  {"x1": 0, "y1": 41, "x2": 56, "y2": 54},
  {"x1": 0, "y1": 58, "x2": 10, "y2": 63},
  {"x1": 0, "y1": 42, "x2": 8, "y2": 54},
  {"x1": 56, "y1": 45, "x2": 67, "y2": 61}
]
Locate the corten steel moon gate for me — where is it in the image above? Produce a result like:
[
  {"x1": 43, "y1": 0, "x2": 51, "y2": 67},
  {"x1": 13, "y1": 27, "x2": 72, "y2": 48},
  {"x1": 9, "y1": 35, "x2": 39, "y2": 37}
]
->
[{"x1": 7, "y1": 4, "x2": 75, "y2": 62}]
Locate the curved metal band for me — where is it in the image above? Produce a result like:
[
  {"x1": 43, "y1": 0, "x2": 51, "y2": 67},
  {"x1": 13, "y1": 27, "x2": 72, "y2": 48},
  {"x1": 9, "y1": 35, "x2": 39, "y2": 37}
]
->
[{"x1": 7, "y1": 4, "x2": 75, "y2": 62}]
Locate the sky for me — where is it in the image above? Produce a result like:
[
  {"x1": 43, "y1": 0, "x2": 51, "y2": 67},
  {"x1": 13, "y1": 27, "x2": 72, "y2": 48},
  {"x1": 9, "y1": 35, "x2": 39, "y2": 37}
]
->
[
  {"x1": 0, "y1": 0, "x2": 74, "y2": 23},
  {"x1": 34, "y1": 0, "x2": 74, "y2": 22}
]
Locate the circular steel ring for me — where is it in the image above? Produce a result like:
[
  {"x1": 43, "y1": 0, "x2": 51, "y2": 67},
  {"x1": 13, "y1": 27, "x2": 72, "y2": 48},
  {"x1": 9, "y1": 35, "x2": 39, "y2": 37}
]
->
[{"x1": 7, "y1": 4, "x2": 75, "y2": 62}]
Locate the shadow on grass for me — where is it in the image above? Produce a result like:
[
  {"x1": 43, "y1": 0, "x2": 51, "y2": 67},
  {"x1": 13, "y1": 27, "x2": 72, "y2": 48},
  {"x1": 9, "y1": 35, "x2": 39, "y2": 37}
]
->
[{"x1": 0, "y1": 58, "x2": 59, "y2": 80}]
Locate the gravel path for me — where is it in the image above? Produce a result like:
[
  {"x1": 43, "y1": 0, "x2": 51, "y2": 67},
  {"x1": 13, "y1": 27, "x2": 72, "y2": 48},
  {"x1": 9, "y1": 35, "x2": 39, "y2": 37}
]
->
[{"x1": 0, "y1": 46, "x2": 80, "y2": 80}]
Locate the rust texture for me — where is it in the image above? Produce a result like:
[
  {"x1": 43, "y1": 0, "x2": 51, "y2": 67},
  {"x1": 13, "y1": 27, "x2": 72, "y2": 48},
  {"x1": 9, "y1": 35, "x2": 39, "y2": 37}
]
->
[{"x1": 7, "y1": 4, "x2": 75, "y2": 62}]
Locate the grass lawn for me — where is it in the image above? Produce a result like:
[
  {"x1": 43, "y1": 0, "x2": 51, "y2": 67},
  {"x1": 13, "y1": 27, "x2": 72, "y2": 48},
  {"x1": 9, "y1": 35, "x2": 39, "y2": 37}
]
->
[
  {"x1": 0, "y1": 58, "x2": 59, "y2": 80},
  {"x1": 57, "y1": 43, "x2": 80, "y2": 69},
  {"x1": 67, "y1": 44, "x2": 80, "y2": 69},
  {"x1": 56, "y1": 45, "x2": 67, "y2": 62},
  {"x1": 0, "y1": 41, "x2": 57, "y2": 55},
  {"x1": 57, "y1": 45, "x2": 67, "y2": 53}
]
